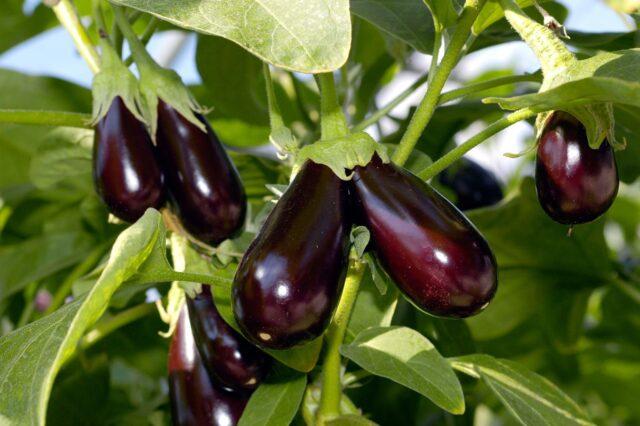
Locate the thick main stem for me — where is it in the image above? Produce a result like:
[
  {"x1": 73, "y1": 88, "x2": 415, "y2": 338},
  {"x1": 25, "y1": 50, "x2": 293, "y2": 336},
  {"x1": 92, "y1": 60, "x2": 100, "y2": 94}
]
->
[
  {"x1": 318, "y1": 73, "x2": 349, "y2": 140},
  {"x1": 51, "y1": 0, "x2": 100, "y2": 74},
  {"x1": 317, "y1": 259, "x2": 367, "y2": 421},
  {"x1": 0, "y1": 110, "x2": 92, "y2": 128},
  {"x1": 418, "y1": 107, "x2": 538, "y2": 180},
  {"x1": 392, "y1": 0, "x2": 487, "y2": 166}
]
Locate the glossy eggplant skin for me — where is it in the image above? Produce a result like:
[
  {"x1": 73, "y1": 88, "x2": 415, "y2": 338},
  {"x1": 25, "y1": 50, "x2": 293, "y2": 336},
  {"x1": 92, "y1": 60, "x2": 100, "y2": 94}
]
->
[
  {"x1": 156, "y1": 101, "x2": 247, "y2": 245},
  {"x1": 93, "y1": 97, "x2": 165, "y2": 222},
  {"x1": 536, "y1": 112, "x2": 619, "y2": 225},
  {"x1": 438, "y1": 158, "x2": 503, "y2": 211},
  {"x1": 232, "y1": 161, "x2": 351, "y2": 349},
  {"x1": 352, "y1": 155, "x2": 497, "y2": 318},
  {"x1": 169, "y1": 308, "x2": 249, "y2": 426},
  {"x1": 187, "y1": 286, "x2": 271, "y2": 392}
]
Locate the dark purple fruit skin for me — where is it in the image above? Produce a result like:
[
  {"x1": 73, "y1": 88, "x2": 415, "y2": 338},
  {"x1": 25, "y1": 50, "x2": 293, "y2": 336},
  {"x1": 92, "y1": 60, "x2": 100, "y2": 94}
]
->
[
  {"x1": 438, "y1": 158, "x2": 503, "y2": 211},
  {"x1": 352, "y1": 155, "x2": 497, "y2": 318},
  {"x1": 187, "y1": 285, "x2": 271, "y2": 392},
  {"x1": 156, "y1": 101, "x2": 246, "y2": 244},
  {"x1": 93, "y1": 97, "x2": 165, "y2": 222},
  {"x1": 536, "y1": 112, "x2": 619, "y2": 225},
  {"x1": 232, "y1": 161, "x2": 351, "y2": 349},
  {"x1": 169, "y1": 308, "x2": 249, "y2": 426}
]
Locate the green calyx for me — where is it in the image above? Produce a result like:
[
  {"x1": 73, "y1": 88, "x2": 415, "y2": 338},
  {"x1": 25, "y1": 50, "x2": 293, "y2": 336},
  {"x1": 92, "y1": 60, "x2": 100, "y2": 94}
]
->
[
  {"x1": 294, "y1": 132, "x2": 389, "y2": 180},
  {"x1": 112, "y1": 3, "x2": 205, "y2": 138},
  {"x1": 91, "y1": 38, "x2": 144, "y2": 125},
  {"x1": 496, "y1": 0, "x2": 619, "y2": 150}
]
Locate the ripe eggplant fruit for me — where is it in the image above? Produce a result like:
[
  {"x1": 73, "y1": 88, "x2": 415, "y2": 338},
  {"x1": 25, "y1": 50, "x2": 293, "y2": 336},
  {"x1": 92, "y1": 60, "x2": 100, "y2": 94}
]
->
[
  {"x1": 93, "y1": 97, "x2": 165, "y2": 222},
  {"x1": 352, "y1": 155, "x2": 497, "y2": 318},
  {"x1": 156, "y1": 101, "x2": 246, "y2": 245},
  {"x1": 169, "y1": 308, "x2": 249, "y2": 426},
  {"x1": 536, "y1": 112, "x2": 618, "y2": 225},
  {"x1": 232, "y1": 161, "x2": 351, "y2": 349},
  {"x1": 438, "y1": 158, "x2": 503, "y2": 211},
  {"x1": 187, "y1": 286, "x2": 271, "y2": 392}
]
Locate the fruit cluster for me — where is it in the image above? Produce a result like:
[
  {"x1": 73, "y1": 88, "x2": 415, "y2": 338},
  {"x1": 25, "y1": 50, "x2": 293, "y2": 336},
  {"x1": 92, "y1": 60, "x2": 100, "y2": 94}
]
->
[
  {"x1": 169, "y1": 287, "x2": 270, "y2": 425},
  {"x1": 93, "y1": 98, "x2": 246, "y2": 245}
]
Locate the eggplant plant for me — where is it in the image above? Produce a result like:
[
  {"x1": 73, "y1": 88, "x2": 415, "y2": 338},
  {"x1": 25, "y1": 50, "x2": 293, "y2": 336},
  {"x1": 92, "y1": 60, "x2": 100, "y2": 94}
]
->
[{"x1": 0, "y1": 0, "x2": 639, "y2": 425}]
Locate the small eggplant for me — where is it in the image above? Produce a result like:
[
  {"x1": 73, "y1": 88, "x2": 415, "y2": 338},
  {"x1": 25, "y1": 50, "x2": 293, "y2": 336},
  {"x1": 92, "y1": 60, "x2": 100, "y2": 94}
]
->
[
  {"x1": 232, "y1": 161, "x2": 351, "y2": 349},
  {"x1": 187, "y1": 286, "x2": 271, "y2": 392},
  {"x1": 352, "y1": 155, "x2": 497, "y2": 318},
  {"x1": 536, "y1": 112, "x2": 618, "y2": 225},
  {"x1": 169, "y1": 308, "x2": 249, "y2": 426},
  {"x1": 93, "y1": 97, "x2": 165, "y2": 222},
  {"x1": 156, "y1": 101, "x2": 246, "y2": 244},
  {"x1": 438, "y1": 158, "x2": 503, "y2": 211}
]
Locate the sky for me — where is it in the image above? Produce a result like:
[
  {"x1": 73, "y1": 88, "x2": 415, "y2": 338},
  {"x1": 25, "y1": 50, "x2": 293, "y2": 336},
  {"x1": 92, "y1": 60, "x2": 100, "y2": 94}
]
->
[{"x1": 0, "y1": 0, "x2": 632, "y2": 179}]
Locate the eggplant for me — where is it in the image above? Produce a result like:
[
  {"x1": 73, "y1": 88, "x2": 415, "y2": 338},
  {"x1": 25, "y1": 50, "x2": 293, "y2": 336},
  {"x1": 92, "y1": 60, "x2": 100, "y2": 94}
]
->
[
  {"x1": 536, "y1": 112, "x2": 618, "y2": 225},
  {"x1": 438, "y1": 158, "x2": 503, "y2": 211},
  {"x1": 187, "y1": 286, "x2": 271, "y2": 392},
  {"x1": 93, "y1": 97, "x2": 165, "y2": 222},
  {"x1": 352, "y1": 155, "x2": 497, "y2": 318},
  {"x1": 232, "y1": 161, "x2": 351, "y2": 349},
  {"x1": 169, "y1": 308, "x2": 248, "y2": 426},
  {"x1": 156, "y1": 101, "x2": 246, "y2": 244}
]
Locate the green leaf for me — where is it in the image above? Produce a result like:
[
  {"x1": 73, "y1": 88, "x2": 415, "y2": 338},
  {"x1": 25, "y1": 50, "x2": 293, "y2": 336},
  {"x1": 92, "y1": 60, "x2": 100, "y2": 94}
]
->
[
  {"x1": 350, "y1": 226, "x2": 371, "y2": 259},
  {"x1": 423, "y1": 0, "x2": 462, "y2": 28},
  {"x1": 238, "y1": 367, "x2": 307, "y2": 426},
  {"x1": 0, "y1": 231, "x2": 96, "y2": 301},
  {"x1": 211, "y1": 278, "x2": 323, "y2": 373},
  {"x1": 111, "y1": 0, "x2": 351, "y2": 73},
  {"x1": 196, "y1": 36, "x2": 268, "y2": 125},
  {"x1": 29, "y1": 145, "x2": 92, "y2": 191},
  {"x1": 451, "y1": 354, "x2": 594, "y2": 425},
  {"x1": 465, "y1": 178, "x2": 613, "y2": 340},
  {"x1": 350, "y1": 0, "x2": 437, "y2": 53},
  {"x1": 341, "y1": 326, "x2": 465, "y2": 414},
  {"x1": 0, "y1": 209, "x2": 163, "y2": 425},
  {"x1": 1, "y1": 1, "x2": 56, "y2": 54}
]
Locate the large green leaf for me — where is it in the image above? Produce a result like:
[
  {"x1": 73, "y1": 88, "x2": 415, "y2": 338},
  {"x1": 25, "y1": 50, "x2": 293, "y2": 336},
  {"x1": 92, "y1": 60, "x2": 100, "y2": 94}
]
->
[
  {"x1": 341, "y1": 326, "x2": 465, "y2": 414},
  {"x1": 451, "y1": 355, "x2": 594, "y2": 425},
  {"x1": 196, "y1": 35, "x2": 268, "y2": 124},
  {"x1": 1, "y1": 1, "x2": 56, "y2": 54},
  {"x1": 0, "y1": 209, "x2": 163, "y2": 425},
  {"x1": 350, "y1": 0, "x2": 437, "y2": 53},
  {"x1": 465, "y1": 178, "x2": 614, "y2": 340},
  {"x1": 111, "y1": 0, "x2": 351, "y2": 73},
  {"x1": 238, "y1": 367, "x2": 307, "y2": 426}
]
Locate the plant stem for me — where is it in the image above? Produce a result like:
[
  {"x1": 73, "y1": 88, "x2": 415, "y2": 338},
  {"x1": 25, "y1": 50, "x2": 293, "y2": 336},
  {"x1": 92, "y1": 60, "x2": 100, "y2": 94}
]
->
[
  {"x1": 45, "y1": 243, "x2": 109, "y2": 316},
  {"x1": 318, "y1": 258, "x2": 367, "y2": 421},
  {"x1": 123, "y1": 17, "x2": 159, "y2": 66},
  {"x1": 438, "y1": 73, "x2": 542, "y2": 104},
  {"x1": 263, "y1": 63, "x2": 286, "y2": 129},
  {"x1": 318, "y1": 73, "x2": 349, "y2": 140},
  {"x1": 351, "y1": 73, "x2": 540, "y2": 133},
  {"x1": 79, "y1": 303, "x2": 156, "y2": 350},
  {"x1": 392, "y1": 0, "x2": 487, "y2": 166},
  {"x1": 428, "y1": 27, "x2": 443, "y2": 85},
  {"x1": 0, "y1": 109, "x2": 92, "y2": 128},
  {"x1": 499, "y1": 0, "x2": 576, "y2": 78},
  {"x1": 418, "y1": 107, "x2": 538, "y2": 180},
  {"x1": 50, "y1": 0, "x2": 100, "y2": 74},
  {"x1": 112, "y1": 5, "x2": 157, "y2": 70},
  {"x1": 289, "y1": 72, "x2": 316, "y2": 129},
  {"x1": 613, "y1": 278, "x2": 640, "y2": 305},
  {"x1": 352, "y1": 73, "x2": 429, "y2": 133}
]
